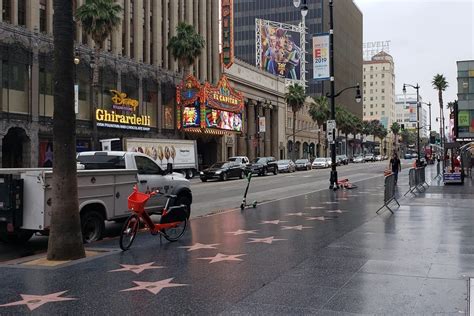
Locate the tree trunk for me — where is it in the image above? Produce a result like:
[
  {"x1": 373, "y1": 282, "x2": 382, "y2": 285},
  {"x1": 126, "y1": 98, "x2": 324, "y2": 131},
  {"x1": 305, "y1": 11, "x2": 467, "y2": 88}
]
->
[
  {"x1": 91, "y1": 47, "x2": 100, "y2": 150},
  {"x1": 345, "y1": 132, "x2": 348, "y2": 156},
  {"x1": 292, "y1": 110, "x2": 296, "y2": 160},
  {"x1": 317, "y1": 130, "x2": 321, "y2": 158},
  {"x1": 47, "y1": 0, "x2": 85, "y2": 261}
]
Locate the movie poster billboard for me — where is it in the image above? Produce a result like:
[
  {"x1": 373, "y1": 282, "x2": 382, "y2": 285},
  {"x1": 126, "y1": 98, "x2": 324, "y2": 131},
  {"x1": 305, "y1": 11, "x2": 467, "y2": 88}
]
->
[
  {"x1": 205, "y1": 109, "x2": 242, "y2": 132},
  {"x1": 457, "y1": 110, "x2": 474, "y2": 138},
  {"x1": 256, "y1": 19, "x2": 302, "y2": 82}
]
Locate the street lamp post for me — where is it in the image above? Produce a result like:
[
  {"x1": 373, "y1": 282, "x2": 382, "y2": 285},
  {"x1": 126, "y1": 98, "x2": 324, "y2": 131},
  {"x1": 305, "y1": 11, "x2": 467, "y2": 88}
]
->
[{"x1": 403, "y1": 83, "x2": 421, "y2": 166}]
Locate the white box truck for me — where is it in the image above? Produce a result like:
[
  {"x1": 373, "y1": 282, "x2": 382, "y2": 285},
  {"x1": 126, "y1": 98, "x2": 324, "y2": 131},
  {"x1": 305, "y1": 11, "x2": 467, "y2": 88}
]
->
[{"x1": 100, "y1": 138, "x2": 198, "y2": 179}]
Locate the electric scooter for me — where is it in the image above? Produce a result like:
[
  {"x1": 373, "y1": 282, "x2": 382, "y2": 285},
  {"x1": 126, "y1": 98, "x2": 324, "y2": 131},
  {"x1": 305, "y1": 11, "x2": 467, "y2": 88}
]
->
[{"x1": 240, "y1": 172, "x2": 257, "y2": 210}]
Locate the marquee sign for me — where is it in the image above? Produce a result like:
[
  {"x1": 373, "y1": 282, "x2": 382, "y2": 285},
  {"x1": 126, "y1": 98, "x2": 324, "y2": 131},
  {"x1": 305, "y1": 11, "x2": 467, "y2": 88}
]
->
[
  {"x1": 221, "y1": 0, "x2": 234, "y2": 68},
  {"x1": 206, "y1": 76, "x2": 244, "y2": 113},
  {"x1": 96, "y1": 90, "x2": 151, "y2": 131}
]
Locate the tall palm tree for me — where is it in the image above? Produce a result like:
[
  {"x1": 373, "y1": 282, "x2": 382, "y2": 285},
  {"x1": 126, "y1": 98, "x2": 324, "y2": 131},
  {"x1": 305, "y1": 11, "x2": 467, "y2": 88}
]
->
[
  {"x1": 362, "y1": 120, "x2": 372, "y2": 154},
  {"x1": 76, "y1": 0, "x2": 123, "y2": 150},
  {"x1": 47, "y1": 0, "x2": 86, "y2": 261},
  {"x1": 286, "y1": 84, "x2": 306, "y2": 160},
  {"x1": 432, "y1": 74, "x2": 448, "y2": 147},
  {"x1": 309, "y1": 96, "x2": 330, "y2": 157},
  {"x1": 168, "y1": 22, "x2": 205, "y2": 77},
  {"x1": 390, "y1": 122, "x2": 400, "y2": 153}
]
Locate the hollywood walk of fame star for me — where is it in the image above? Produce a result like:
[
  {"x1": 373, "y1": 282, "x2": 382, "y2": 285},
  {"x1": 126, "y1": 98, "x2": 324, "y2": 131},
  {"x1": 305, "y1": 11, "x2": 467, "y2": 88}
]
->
[
  {"x1": 337, "y1": 198, "x2": 349, "y2": 201},
  {"x1": 286, "y1": 212, "x2": 308, "y2": 216},
  {"x1": 109, "y1": 262, "x2": 164, "y2": 274},
  {"x1": 0, "y1": 291, "x2": 76, "y2": 311},
  {"x1": 121, "y1": 278, "x2": 187, "y2": 295},
  {"x1": 305, "y1": 216, "x2": 330, "y2": 221},
  {"x1": 305, "y1": 206, "x2": 324, "y2": 210},
  {"x1": 260, "y1": 220, "x2": 288, "y2": 225},
  {"x1": 281, "y1": 225, "x2": 312, "y2": 231},
  {"x1": 246, "y1": 236, "x2": 287, "y2": 244},
  {"x1": 327, "y1": 209, "x2": 346, "y2": 214},
  {"x1": 225, "y1": 229, "x2": 257, "y2": 236},
  {"x1": 179, "y1": 243, "x2": 220, "y2": 251},
  {"x1": 197, "y1": 253, "x2": 246, "y2": 263},
  {"x1": 323, "y1": 201, "x2": 338, "y2": 204}
]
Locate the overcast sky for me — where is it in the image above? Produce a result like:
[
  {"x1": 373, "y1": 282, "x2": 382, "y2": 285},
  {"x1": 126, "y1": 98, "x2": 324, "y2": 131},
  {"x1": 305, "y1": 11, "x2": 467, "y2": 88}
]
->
[{"x1": 353, "y1": 0, "x2": 473, "y2": 131}]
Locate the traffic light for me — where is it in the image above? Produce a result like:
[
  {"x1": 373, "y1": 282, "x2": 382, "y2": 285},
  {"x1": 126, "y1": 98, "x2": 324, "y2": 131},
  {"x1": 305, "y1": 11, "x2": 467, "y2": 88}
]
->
[
  {"x1": 401, "y1": 124, "x2": 405, "y2": 130},
  {"x1": 430, "y1": 135, "x2": 435, "y2": 144}
]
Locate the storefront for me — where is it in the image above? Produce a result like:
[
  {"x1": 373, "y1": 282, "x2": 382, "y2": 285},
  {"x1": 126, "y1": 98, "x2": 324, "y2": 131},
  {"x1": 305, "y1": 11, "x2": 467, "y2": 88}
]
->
[{"x1": 176, "y1": 75, "x2": 244, "y2": 168}]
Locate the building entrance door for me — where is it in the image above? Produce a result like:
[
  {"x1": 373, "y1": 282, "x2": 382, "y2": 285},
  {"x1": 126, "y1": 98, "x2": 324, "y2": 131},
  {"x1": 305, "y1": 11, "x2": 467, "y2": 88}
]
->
[{"x1": 2, "y1": 127, "x2": 30, "y2": 168}]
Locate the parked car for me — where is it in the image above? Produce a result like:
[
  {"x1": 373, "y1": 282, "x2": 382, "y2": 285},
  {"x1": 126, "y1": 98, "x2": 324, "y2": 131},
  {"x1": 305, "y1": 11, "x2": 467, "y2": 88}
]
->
[
  {"x1": 312, "y1": 157, "x2": 330, "y2": 169},
  {"x1": 364, "y1": 153, "x2": 375, "y2": 162},
  {"x1": 200, "y1": 161, "x2": 245, "y2": 182},
  {"x1": 276, "y1": 159, "x2": 296, "y2": 173},
  {"x1": 375, "y1": 155, "x2": 383, "y2": 161},
  {"x1": 404, "y1": 153, "x2": 412, "y2": 159},
  {"x1": 337, "y1": 155, "x2": 349, "y2": 165},
  {"x1": 353, "y1": 155, "x2": 365, "y2": 163},
  {"x1": 295, "y1": 159, "x2": 312, "y2": 171},
  {"x1": 245, "y1": 157, "x2": 278, "y2": 176},
  {"x1": 228, "y1": 156, "x2": 250, "y2": 167}
]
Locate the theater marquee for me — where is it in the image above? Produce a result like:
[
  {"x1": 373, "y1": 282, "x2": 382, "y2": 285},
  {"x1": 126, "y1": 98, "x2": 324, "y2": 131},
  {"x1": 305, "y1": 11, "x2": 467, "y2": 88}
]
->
[{"x1": 96, "y1": 90, "x2": 151, "y2": 131}]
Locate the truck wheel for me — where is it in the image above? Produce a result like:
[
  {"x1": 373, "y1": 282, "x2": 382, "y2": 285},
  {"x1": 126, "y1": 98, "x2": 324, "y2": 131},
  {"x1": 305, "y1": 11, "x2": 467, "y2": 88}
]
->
[
  {"x1": 186, "y1": 169, "x2": 194, "y2": 179},
  {"x1": 81, "y1": 210, "x2": 105, "y2": 243},
  {"x1": 176, "y1": 195, "x2": 192, "y2": 219},
  {"x1": 0, "y1": 230, "x2": 34, "y2": 244}
]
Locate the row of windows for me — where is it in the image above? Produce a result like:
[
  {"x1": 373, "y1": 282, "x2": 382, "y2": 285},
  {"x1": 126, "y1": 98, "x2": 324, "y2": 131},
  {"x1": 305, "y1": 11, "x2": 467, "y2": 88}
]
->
[
  {"x1": 363, "y1": 111, "x2": 386, "y2": 116},
  {"x1": 364, "y1": 65, "x2": 388, "y2": 71},
  {"x1": 364, "y1": 103, "x2": 386, "y2": 109}
]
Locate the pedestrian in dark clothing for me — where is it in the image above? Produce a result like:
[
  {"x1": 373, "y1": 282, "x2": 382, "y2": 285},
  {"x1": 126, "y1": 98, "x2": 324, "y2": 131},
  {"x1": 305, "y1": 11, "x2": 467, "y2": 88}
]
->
[{"x1": 389, "y1": 153, "x2": 401, "y2": 184}]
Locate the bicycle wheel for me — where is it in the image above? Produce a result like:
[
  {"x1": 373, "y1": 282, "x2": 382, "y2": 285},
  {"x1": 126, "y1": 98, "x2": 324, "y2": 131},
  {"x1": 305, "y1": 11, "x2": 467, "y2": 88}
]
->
[
  {"x1": 119, "y1": 214, "x2": 140, "y2": 251},
  {"x1": 162, "y1": 218, "x2": 187, "y2": 242}
]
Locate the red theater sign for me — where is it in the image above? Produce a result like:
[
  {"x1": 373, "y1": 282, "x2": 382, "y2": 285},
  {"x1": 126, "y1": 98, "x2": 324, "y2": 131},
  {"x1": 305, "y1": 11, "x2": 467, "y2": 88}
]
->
[{"x1": 221, "y1": 0, "x2": 234, "y2": 68}]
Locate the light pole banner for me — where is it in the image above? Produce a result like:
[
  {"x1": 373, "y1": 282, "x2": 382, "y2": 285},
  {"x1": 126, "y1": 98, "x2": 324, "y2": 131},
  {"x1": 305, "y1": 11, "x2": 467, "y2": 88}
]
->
[
  {"x1": 313, "y1": 34, "x2": 330, "y2": 80},
  {"x1": 259, "y1": 116, "x2": 266, "y2": 133},
  {"x1": 409, "y1": 103, "x2": 417, "y2": 122}
]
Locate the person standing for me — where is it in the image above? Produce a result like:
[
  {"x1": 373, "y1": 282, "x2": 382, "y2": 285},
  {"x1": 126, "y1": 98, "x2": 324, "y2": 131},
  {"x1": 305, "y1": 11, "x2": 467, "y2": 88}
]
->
[{"x1": 389, "y1": 153, "x2": 402, "y2": 184}]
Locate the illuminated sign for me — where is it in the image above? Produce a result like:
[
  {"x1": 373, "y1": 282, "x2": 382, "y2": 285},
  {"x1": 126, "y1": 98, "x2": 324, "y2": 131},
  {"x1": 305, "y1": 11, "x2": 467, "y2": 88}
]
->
[
  {"x1": 221, "y1": 0, "x2": 234, "y2": 68},
  {"x1": 206, "y1": 76, "x2": 244, "y2": 113},
  {"x1": 95, "y1": 90, "x2": 151, "y2": 131},
  {"x1": 182, "y1": 106, "x2": 200, "y2": 127},
  {"x1": 206, "y1": 109, "x2": 242, "y2": 132}
]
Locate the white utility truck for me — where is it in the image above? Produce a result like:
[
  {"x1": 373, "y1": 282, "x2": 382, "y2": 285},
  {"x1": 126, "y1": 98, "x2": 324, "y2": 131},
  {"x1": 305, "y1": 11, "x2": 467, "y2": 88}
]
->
[
  {"x1": 0, "y1": 151, "x2": 192, "y2": 243},
  {"x1": 100, "y1": 138, "x2": 198, "y2": 178}
]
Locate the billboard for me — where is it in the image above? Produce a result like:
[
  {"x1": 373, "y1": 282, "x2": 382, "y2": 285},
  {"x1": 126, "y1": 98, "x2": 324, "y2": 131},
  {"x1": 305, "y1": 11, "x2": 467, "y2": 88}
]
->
[
  {"x1": 205, "y1": 109, "x2": 242, "y2": 132},
  {"x1": 313, "y1": 34, "x2": 330, "y2": 80},
  {"x1": 457, "y1": 110, "x2": 474, "y2": 139},
  {"x1": 256, "y1": 19, "x2": 304, "y2": 84},
  {"x1": 408, "y1": 103, "x2": 417, "y2": 122}
]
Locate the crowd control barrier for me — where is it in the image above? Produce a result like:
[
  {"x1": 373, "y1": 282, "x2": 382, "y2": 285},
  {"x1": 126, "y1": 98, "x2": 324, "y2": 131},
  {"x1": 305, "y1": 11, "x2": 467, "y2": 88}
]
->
[
  {"x1": 433, "y1": 161, "x2": 441, "y2": 180},
  {"x1": 404, "y1": 166, "x2": 428, "y2": 196},
  {"x1": 376, "y1": 172, "x2": 400, "y2": 214}
]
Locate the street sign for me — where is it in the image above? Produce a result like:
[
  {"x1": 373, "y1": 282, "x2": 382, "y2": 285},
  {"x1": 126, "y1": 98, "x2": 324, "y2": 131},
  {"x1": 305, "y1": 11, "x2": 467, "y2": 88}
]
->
[
  {"x1": 327, "y1": 119, "x2": 336, "y2": 131},
  {"x1": 327, "y1": 130, "x2": 334, "y2": 143},
  {"x1": 74, "y1": 84, "x2": 79, "y2": 114}
]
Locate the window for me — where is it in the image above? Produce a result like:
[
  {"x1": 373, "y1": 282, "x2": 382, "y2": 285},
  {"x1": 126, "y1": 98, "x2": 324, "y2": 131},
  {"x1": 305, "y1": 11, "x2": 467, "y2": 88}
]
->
[
  {"x1": 363, "y1": 112, "x2": 366, "y2": 116},
  {"x1": 381, "y1": 89, "x2": 385, "y2": 93},
  {"x1": 382, "y1": 111, "x2": 385, "y2": 115},
  {"x1": 370, "y1": 112, "x2": 373, "y2": 116},
  {"x1": 2, "y1": 0, "x2": 11, "y2": 22},
  {"x1": 370, "y1": 97, "x2": 373, "y2": 101},
  {"x1": 381, "y1": 96, "x2": 385, "y2": 100},
  {"x1": 370, "y1": 75, "x2": 373, "y2": 79},
  {"x1": 363, "y1": 75, "x2": 366, "y2": 79},
  {"x1": 77, "y1": 154, "x2": 126, "y2": 169},
  {"x1": 18, "y1": 0, "x2": 26, "y2": 26},
  {"x1": 370, "y1": 82, "x2": 373, "y2": 86},
  {"x1": 135, "y1": 156, "x2": 163, "y2": 175},
  {"x1": 381, "y1": 74, "x2": 385, "y2": 78},
  {"x1": 370, "y1": 104, "x2": 373, "y2": 108},
  {"x1": 382, "y1": 81, "x2": 385, "y2": 86}
]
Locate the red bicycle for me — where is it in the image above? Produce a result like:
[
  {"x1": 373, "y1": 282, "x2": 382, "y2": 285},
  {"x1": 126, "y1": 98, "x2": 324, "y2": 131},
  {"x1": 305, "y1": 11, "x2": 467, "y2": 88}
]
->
[{"x1": 119, "y1": 186, "x2": 188, "y2": 251}]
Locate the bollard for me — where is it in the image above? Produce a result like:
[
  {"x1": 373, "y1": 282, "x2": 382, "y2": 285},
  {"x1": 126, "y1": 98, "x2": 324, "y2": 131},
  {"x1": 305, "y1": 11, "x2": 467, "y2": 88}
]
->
[{"x1": 376, "y1": 173, "x2": 400, "y2": 214}]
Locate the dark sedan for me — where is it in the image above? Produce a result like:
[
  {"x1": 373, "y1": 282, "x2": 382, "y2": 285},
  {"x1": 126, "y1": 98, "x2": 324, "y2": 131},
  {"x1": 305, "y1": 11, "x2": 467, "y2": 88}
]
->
[
  {"x1": 295, "y1": 159, "x2": 312, "y2": 171},
  {"x1": 200, "y1": 162, "x2": 245, "y2": 182},
  {"x1": 245, "y1": 157, "x2": 278, "y2": 176}
]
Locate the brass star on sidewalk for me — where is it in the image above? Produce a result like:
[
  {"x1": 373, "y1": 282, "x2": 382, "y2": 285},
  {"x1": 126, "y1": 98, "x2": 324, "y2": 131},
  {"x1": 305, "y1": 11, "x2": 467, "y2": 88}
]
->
[
  {"x1": 0, "y1": 291, "x2": 76, "y2": 311},
  {"x1": 197, "y1": 253, "x2": 246, "y2": 263},
  {"x1": 179, "y1": 243, "x2": 220, "y2": 251},
  {"x1": 281, "y1": 225, "x2": 312, "y2": 231},
  {"x1": 226, "y1": 229, "x2": 257, "y2": 235},
  {"x1": 247, "y1": 236, "x2": 287, "y2": 244},
  {"x1": 260, "y1": 220, "x2": 288, "y2": 225},
  {"x1": 121, "y1": 278, "x2": 187, "y2": 295},
  {"x1": 286, "y1": 212, "x2": 308, "y2": 216},
  {"x1": 109, "y1": 262, "x2": 164, "y2": 274}
]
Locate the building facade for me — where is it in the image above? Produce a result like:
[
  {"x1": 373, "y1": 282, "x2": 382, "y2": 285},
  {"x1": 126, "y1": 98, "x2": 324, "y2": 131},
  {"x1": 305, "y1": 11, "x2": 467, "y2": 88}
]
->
[
  {"x1": 234, "y1": 0, "x2": 363, "y2": 118},
  {"x1": 362, "y1": 51, "x2": 396, "y2": 155},
  {"x1": 456, "y1": 60, "x2": 474, "y2": 142},
  {"x1": 395, "y1": 94, "x2": 428, "y2": 137}
]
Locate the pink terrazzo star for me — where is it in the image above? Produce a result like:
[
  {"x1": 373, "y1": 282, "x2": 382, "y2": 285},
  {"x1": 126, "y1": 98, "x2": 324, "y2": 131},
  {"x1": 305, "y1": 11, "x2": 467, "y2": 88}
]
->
[
  {"x1": 179, "y1": 243, "x2": 220, "y2": 251},
  {"x1": 225, "y1": 229, "x2": 257, "y2": 235},
  {"x1": 281, "y1": 225, "x2": 312, "y2": 231},
  {"x1": 109, "y1": 262, "x2": 164, "y2": 274},
  {"x1": 260, "y1": 220, "x2": 287, "y2": 225},
  {"x1": 305, "y1": 216, "x2": 328, "y2": 221},
  {"x1": 197, "y1": 253, "x2": 246, "y2": 263},
  {"x1": 327, "y1": 209, "x2": 347, "y2": 214},
  {"x1": 121, "y1": 278, "x2": 187, "y2": 295},
  {"x1": 246, "y1": 236, "x2": 287, "y2": 244},
  {"x1": 286, "y1": 212, "x2": 308, "y2": 216},
  {"x1": 0, "y1": 291, "x2": 76, "y2": 311},
  {"x1": 305, "y1": 206, "x2": 324, "y2": 210}
]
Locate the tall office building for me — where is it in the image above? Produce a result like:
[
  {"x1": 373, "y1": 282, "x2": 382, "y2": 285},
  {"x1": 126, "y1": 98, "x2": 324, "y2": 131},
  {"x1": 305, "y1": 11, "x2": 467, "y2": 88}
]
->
[
  {"x1": 234, "y1": 0, "x2": 363, "y2": 118},
  {"x1": 395, "y1": 94, "x2": 428, "y2": 138},
  {"x1": 456, "y1": 60, "x2": 474, "y2": 141}
]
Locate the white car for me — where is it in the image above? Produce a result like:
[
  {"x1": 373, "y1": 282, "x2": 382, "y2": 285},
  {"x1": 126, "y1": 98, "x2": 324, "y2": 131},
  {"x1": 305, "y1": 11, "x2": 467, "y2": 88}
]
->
[{"x1": 312, "y1": 157, "x2": 330, "y2": 169}]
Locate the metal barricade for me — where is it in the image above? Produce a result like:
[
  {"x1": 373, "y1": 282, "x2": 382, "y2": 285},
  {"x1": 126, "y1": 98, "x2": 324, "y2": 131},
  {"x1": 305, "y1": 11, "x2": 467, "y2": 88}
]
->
[
  {"x1": 376, "y1": 173, "x2": 400, "y2": 214},
  {"x1": 433, "y1": 161, "x2": 441, "y2": 180},
  {"x1": 405, "y1": 166, "x2": 428, "y2": 196},
  {"x1": 404, "y1": 168, "x2": 417, "y2": 196},
  {"x1": 419, "y1": 166, "x2": 429, "y2": 188}
]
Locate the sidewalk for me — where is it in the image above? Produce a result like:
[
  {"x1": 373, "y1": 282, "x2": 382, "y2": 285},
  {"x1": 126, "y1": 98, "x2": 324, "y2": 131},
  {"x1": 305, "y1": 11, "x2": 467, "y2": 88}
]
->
[{"x1": 0, "y1": 165, "x2": 472, "y2": 315}]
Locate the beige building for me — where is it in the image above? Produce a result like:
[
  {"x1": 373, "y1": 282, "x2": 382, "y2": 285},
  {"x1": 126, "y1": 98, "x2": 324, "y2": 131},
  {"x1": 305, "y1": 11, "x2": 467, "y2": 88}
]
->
[{"x1": 362, "y1": 51, "x2": 396, "y2": 155}]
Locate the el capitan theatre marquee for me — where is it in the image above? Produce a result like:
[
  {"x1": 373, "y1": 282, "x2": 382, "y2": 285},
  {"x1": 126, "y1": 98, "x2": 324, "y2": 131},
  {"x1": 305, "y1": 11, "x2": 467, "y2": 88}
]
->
[
  {"x1": 176, "y1": 75, "x2": 244, "y2": 135},
  {"x1": 96, "y1": 90, "x2": 151, "y2": 131}
]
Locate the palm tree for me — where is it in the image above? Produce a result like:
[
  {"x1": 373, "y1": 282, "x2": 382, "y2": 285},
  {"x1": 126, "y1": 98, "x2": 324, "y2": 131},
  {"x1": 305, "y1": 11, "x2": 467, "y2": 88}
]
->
[
  {"x1": 390, "y1": 122, "x2": 400, "y2": 153},
  {"x1": 76, "y1": 0, "x2": 123, "y2": 150},
  {"x1": 362, "y1": 120, "x2": 372, "y2": 154},
  {"x1": 309, "y1": 96, "x2": 330, "y2": 157},
  {"x1": 447, "y1": 100, "x2": 457, "y2": 114},
  {"x1": 47, "y1": 0, "x2": 86, "y2": 261},
  {"x1": 432, "y1": 74, "x2": 448, "y2": 147},
  {"x1": 168, "y1": 22, "x2": 205, "y2": 77},
  {"x1": 377, "y1": 127, "x2": 388, "y2": 155},
  {"x1": 286, "y1": 84, "x2": 306, "y2": 160}
]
